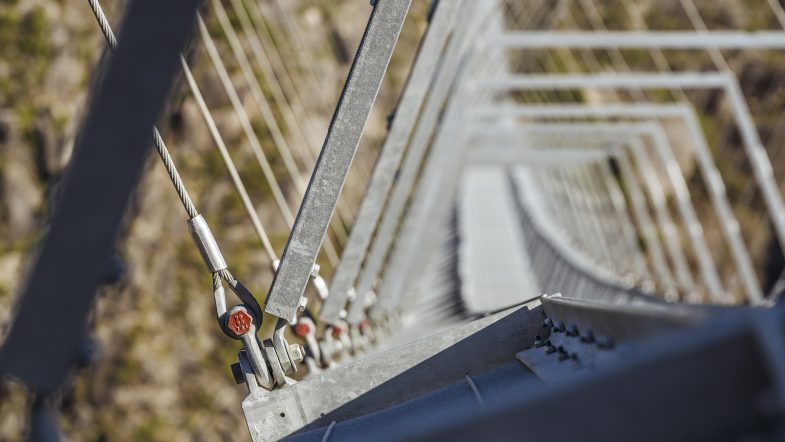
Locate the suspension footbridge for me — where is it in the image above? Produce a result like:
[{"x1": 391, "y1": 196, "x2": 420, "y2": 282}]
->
[{"x1": 3, "y1": 0, "x2": 785, "y2": 440}]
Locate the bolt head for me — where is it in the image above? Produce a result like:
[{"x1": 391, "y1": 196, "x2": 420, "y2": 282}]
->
[
  {"x1": 227, "y1": 308, "x2": 253, "y2": 336},
  {"x1": 294, "y1": 322, "x2": 311, "y2": 337},
  {"x1": 289, "y1": 344, "x2": 305, "y2": 364}
]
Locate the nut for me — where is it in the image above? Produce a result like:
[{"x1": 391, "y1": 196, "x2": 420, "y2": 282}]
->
[
  {"x1": 294, "y1": 322, "x2": 311, "y2": 337},
  {"x1": 289, "y1": 344, "x2": 305, "y2": 364},
  {"x1": 332, "y1": 326, "x2": 344, "y2": 337},
  {"x1": 227, "y1": 307, "x2": 253, "y2": 336}
]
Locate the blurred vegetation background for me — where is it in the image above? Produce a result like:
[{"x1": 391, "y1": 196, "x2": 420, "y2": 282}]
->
[{"x1": 1, "y1": 0, "x2": 785, "y2": 440}]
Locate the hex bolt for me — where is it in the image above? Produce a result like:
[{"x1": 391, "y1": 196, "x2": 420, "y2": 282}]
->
[
  {"x1": 289, "y1": 344, "x2": 305, "y2": 364},
  {"x1": 227, "y1": 306, "x2": 253, "y2": 336}
]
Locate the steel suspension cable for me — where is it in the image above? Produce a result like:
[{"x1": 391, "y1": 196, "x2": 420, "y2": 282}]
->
[
  {"x1": 87, "y1": 0, "x2": 238, "y2": 284},
  {"x1": 209, "y1": 2, "x2": 346, "y2": 263},
  {"x1": 197, "y1": 15, "x2": 292, "y2": 226},
  {"x1": 89, "y1": 0, "x2": 279, "y2": 265},
  {"x1": 271, "y1": 0, "x2": 339, "y2": 113},
  {"x1": 196, "y1": 13, "x2": 340, "y2": 266},
  {"x1": 232, "y1": 0, "x2": 355, "y2": 240},
  {"x1": 88, "y1": 0, "x2": 198, "y2": 220},
  {"x1": 180, "y1": 56, "x2": 278, "y2": 262},
  {"x1": 211, "y1": 0, "x2": 304, "y2": 196},
  {"x1": 241, "y1": 0, "x2": 372, "y2": 205}
]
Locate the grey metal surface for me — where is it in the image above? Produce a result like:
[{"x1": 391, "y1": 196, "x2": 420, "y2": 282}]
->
[
  {"x1": 320, "y1": 0, "x2": 462, "y2": 324},
  {"x1": 467, "y1": 146, "x2": 610, "y2": 165},
  {"x1": 484, "y1": 31, "x2": 785, "y2": 49},
  {"x1": 187, "y1": 215, "x2": 228, "y2": 273},
  {"x1": 369, "y1": 1, "x2": 507, "y2": 318},
  {"x1": 242, "y1": 302, "x2": 543, "y2": 441},
  {"x1": 348, "y1": 0, "x2": 487, "y2": 324},
  {"x1": 457, "y1": 166, "x2": 540, "y2": 314},
  {"x1": 265, "y1": 0, "x2": 412, "y2": 323}
]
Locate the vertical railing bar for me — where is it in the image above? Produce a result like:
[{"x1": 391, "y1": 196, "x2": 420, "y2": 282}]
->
[
  {"x1": 320, "y1": 0, "x2": 464, "y2": 324},
  {"x1": 264, "y1": 0, "x2": 412, "y2": 323}
]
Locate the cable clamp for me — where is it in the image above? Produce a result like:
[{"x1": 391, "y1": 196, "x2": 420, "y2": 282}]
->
[{"x1": 187, "y1": 215, "x2": 228, "y2": 272}]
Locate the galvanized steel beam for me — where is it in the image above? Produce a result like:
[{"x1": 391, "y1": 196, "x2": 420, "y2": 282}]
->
[
  {"x1": 264, "y1": 0, "x2": 412, "y2": 322},
  {"x1": 483, "y1": 31, "x2": 785, "y2": 49},
  {"x1": 320, "y1": 0, "x2": 463, "y2": 325}
]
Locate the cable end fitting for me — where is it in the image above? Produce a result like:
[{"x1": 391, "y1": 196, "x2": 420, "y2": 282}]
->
[{"x1": 187, "y1": 215, "x2": 228, "y2": 273}]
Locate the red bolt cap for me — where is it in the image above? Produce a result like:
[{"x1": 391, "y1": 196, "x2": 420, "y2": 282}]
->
[
  {"x1": 294, "y1": 322, "x2": 311, "y2": 337},
  {"x1": 228, "y1": 309, "x2": 253, "y2": 336}
]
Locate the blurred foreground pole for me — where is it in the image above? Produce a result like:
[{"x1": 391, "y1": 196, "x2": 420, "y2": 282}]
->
[{"x1": 0, "y1": 0, "x2": 201, "y2": 394}]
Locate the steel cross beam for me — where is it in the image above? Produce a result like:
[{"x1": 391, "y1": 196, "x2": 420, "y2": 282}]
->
[
  {"x1": 264, "y1": 0, "x2": 411, "y2": 323},
  {"x1": 468, "y1": 147, "x2": 610, "y2": 164},
  {"x1": 476, "y1": 72, "x2": 785, "y2": 292},
  {"x1": 472, "y1": 103, "x2": 762, "y2": 303},
  {"x1": 482, "y1": 31, "x2": 785, "y2": 49},
  {"x1": 320, "y1": 0, "x2": 463, "y2": 325}
]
